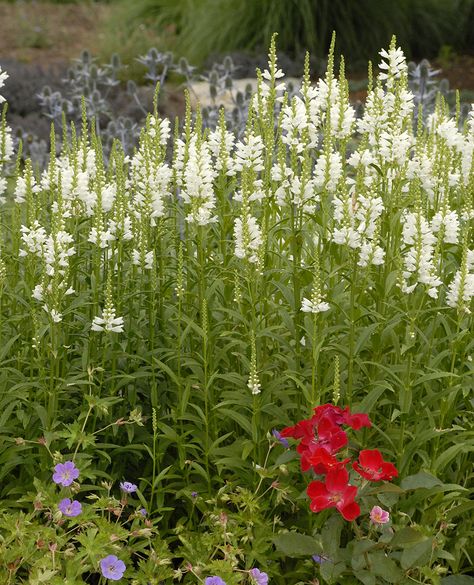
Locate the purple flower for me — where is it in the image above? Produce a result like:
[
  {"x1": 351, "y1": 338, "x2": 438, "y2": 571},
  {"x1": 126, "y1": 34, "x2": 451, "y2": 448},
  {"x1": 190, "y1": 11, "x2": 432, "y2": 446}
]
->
[
  {"x1": 100, "y1": 555, "x2": 126, "y2": 581},
  {"x1": 139, "y1": 508, "x2": 147, "y2": 517},
  {"x1": 191, "y1": 491, "x2": 198, "y2": 499},
  {"x1": 58, "y1": 498, "x2": 82, "y2": 517},
  {"x1": 119, "y1": 481, "x2": 137, "y2": 494},
  {"x1": 204, "y1": 577, "x2": 227, "y2": 585},
  {"x1": 250, "y1": 568, "x2": 269, "y2": 585},
  {"x1": 52, "y1": 461, "x2": 79, "y2": 487},
  {"x1": 312, "y1": 554, "x2": 331, "y2": 564},
  {"x1": 272, "y1": 429, "x2": 289, "y2": 448}
]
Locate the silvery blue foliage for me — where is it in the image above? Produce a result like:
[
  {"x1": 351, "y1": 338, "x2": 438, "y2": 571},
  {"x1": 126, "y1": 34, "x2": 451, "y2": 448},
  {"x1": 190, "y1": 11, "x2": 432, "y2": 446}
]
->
[
  {"x1": 10, "y1": 49, "x2": 471, "y2": 169},
  {"x1": 407, "y1": 59, "x2": 453, "y2": 122}
]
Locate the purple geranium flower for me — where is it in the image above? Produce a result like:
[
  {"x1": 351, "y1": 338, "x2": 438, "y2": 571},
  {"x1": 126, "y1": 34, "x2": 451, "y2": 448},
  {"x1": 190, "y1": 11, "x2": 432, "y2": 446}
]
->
[
  {"x1": 58, "y1": 498, "x2": 82, "y2": 517},
  {"x1": 52, "y1": 461, "x2": 79, "y2": 487},
  {"x1": 204, "y1": 577, "x2": 226, "y2": 585},
  {"x1": 119, "y1": 481, "x2": 137, "y2": 494},
  {"x1": 272, "y1": 429, "x2": 289, "y2": 448},
  {"x1": 250, "y1": 568, "x2": 269, "y2": 585},
  {"x1": 312, "y1": 554, "x2": 331, "y2": 564},
  {"x1": 100, "y1": 555, "x2": 126, "y2": 581}
]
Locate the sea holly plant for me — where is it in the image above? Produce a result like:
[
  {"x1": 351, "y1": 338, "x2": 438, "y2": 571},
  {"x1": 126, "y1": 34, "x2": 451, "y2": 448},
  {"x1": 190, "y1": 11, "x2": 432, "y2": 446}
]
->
[{"x1": 274, "y1": 404, "x2": 462, "y2": 585}]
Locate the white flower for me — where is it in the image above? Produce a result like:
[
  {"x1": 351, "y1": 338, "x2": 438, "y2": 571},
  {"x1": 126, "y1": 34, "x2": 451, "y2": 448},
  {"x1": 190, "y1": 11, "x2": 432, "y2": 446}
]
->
[
  {"x1": 313, "y1": 152, "x2": 342, "y2": 193},
  {"x1": 446, "y1": 269, "x2": 474, "y2": 311},
  {"x1": 181, "y1": 137, "x2": 217, "y2": 226},
  {"x1": 88, "y1": 227, "x2": 115, "y2": 249},
  {"x1": 228, "y1": 134, "x2": 264, "y2": 175},
  {"x1": 234, "y1": 215, "x2": 262, "y2": 263},
  {"x1": 32, "y1": 284, "x2": 44, "y2": 301},
  {"x1": 0, "y1": 177, "x2": 7, "y2": 202},
  {"x1": 132, "y1": 249, "x2": 154, "y2": 270},
  {"x1": 332, "y1": 226, "x2": 361, "y2": 249},
  {"x1": 92, "y1": 307, "x2": 124, "y2": 333},
  {"x1": 148, "y1": 116, "x2": 170, "y2": 145},
  {"x1": 20, "y1": 221, "x2": 47, "y2": 256},
  {"x1": 43, "y1": 304, "x2": 62, "y2": 323},
  {"x1": 378, "y1": 46, "x2": 407, "y2": 83},
  {"x1": 358, "y1": 241, "x2": 385, "y2": 267},
  {"x1": 262, "y1": 68, "x2": 284, "y2": 80},
  {"x1": 431, "y1": 210, "x2": 459, "y2": 245},
  {"x1": 207, "y1": 127, "x2": 235, "y2": 171},
  {"x1": 247, "y1": 373, "x2": 261, "y2": 395},
  {"x1": 0, "y1": 67, "x2": 8, "y2": 103},
  {"x1": 301, "y1": 297, "x2": 330, "y2": 313}
]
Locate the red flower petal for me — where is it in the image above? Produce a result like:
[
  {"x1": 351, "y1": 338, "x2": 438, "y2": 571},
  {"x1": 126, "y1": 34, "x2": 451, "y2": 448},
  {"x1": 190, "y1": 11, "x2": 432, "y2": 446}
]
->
[
  {"x1": 310, "y1": 496, "x2": 335, "y2": 513},
  {"x1": 380, "y1": 462, "x2": 398, "y2": 480},
  {"x1": 359, "y1": 449, "x2": 383, "y2": 469},
  {"x1": 343, "y1": 409, "x2": 371, "y2": 430},
  {"x1": 339, "y1": 501, "x2": 360, "y2": 521},
  {"x1": 325, "y1": 467, "x2": 349, "y2": 493},
  {"x1": 307, "y1": 480, "x2": 327, "y2": 500}
]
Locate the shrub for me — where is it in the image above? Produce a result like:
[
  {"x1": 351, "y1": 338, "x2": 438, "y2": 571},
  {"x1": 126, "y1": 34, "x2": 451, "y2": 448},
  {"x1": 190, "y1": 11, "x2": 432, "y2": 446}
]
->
[{"x1": 119, "y1": 0, "x2": 474, "y2": 65}]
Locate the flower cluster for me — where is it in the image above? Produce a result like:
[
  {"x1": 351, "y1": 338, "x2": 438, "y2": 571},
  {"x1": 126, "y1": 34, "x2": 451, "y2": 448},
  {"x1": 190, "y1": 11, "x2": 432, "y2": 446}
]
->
[
  {"x1": 50, "y1": 461, "x2": 142, "y2": 580},
  {"x1": 281, "y1": 404, "x2": 397, "y2": 521}
]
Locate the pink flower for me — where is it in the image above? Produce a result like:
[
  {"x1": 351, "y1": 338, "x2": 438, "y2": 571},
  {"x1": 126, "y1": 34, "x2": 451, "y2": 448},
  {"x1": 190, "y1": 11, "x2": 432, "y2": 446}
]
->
[{"x1": 370, "y1": 505, "x2": 390, "y2": 524}]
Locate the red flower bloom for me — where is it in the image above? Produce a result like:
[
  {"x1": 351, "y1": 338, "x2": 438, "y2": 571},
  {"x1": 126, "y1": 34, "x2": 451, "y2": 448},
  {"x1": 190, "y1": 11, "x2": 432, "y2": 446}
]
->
[
  {"x1": 280, "y1": 418, "x2": 315, "y2": 440},
  {"x1": 313, "y1": 404, "x2": 345, "y2": 426},
  {"x1": 353, "y1": 449, "x2": 398, "y2": 481},
  {"x1": 302, "y1": 445, "x2": 350, "y2": 474},
  {"x1": 316, "y1": 416, "x2": 348, "y2": 454},
  {"x1": 342, "y1": 408, "x2": 372, "y2": 430},
  {"x1": 307, "y1": 467, "x2": 360, "y2": 521}
]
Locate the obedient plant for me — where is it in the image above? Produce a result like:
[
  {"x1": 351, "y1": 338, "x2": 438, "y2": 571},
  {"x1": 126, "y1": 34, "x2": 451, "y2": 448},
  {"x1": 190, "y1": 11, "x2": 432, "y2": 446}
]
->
[{"x1": 0, "y1": 35, "x2": 473, "y2": 583}]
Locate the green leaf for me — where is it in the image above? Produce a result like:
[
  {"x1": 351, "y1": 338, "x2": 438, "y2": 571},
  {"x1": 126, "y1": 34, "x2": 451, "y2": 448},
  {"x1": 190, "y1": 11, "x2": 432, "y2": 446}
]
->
[
  {"x1": 391, "y1": 527, "x2": 426, "y2": 547},
  {"x1": 353, "y1": 540, "x2": 377, "y2": 556},
  {"x1": 355, "y1": 570, "x2": 376, "y2": 585},
  {"x1": 321, "y1": 515, "x2": 344, "y2": 557},
  {"x1": 400, "y1": 538, "x2": 433, "y2": 570},
  {"x1": 368, "y1": 482, "x2": 404, "y2": 495},
  {"x1": 320, "y1": 560, "x2": 346, "y2": 583},
  {"x1": 351, "y1": 540, "x2": 376, "y2": 571},
  {"x1": 273, "y1": 532, "x2": 323, "y2": 557},
  {"x1": 368, "y1": 552, "x2": 403, "y2": 583},
  {"x1": 441, "y1": 577, "x2": 474, "y2": 585},
  {"x1": 215, "y1": 408, "x2": 252, "y2": 434},
  {"x1": 400, "y1": 471, "x2": 442, "y2": 490},
  {"x1": 274, "y1": 449, "x2": 299, "y2": 465}
]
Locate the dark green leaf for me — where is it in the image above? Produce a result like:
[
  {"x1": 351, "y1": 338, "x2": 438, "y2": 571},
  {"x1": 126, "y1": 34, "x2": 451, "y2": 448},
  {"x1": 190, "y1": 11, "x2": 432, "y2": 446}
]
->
[{"x1": 273, "y1": 532, "x2": 323, "y2": 557}]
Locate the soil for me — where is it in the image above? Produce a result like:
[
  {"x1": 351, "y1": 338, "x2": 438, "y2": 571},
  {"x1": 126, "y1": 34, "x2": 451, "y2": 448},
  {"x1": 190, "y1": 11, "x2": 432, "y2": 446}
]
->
[{"x1": 0, "y1": 2, "x2": 108, "y2": 65}]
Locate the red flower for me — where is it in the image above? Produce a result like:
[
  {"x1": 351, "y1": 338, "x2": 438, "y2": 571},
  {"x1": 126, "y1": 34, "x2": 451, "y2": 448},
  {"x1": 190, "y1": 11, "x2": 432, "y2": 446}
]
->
[
  {"x1": 353, "y1": 449, "x2": 398, "y2": 481},
  {"x1": 316, "y1": 416, "x2": 348, "y2": 454},
  {"x1": 342, "y1": 408, "x2": 372, "y2": 430},
  {"x1": 302, "y1": 445, "x2": 350, "y2": 474},
  {"x1": 280, "y1": 418, "x2": 315, "y2": 440},
  {"x1": 313, "y1": 404, "x2": 345, "y2": 426},
  {"x1": 307, "y1": 467, "x2": 360, "y2": 521}
]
